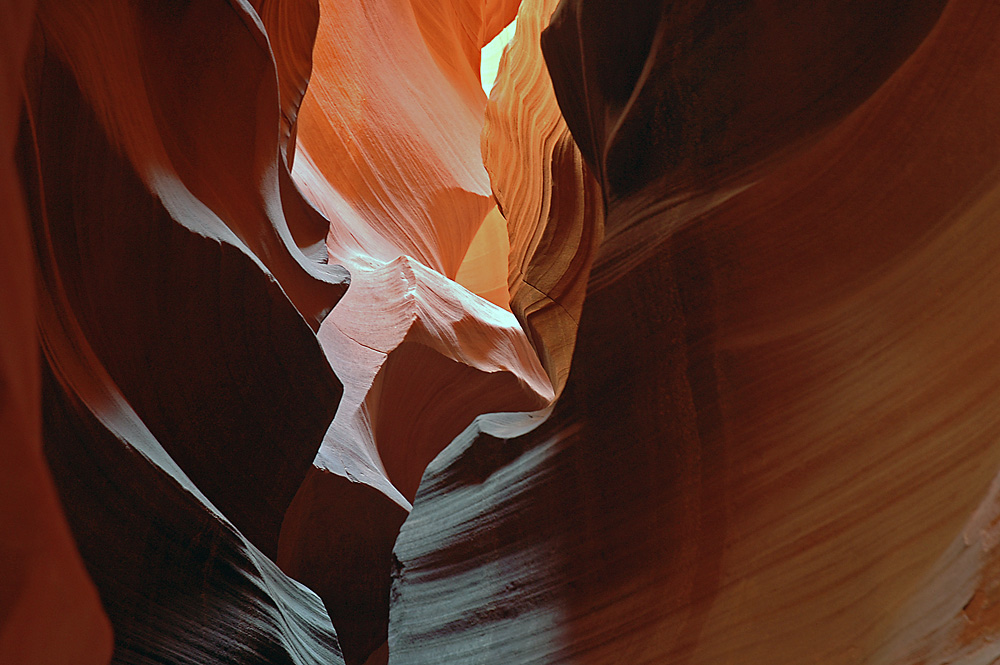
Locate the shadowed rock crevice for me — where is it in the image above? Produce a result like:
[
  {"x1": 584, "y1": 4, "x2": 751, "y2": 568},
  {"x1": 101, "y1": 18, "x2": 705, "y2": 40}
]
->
[{"x1": 8, "y1": 0, "x2": 1000, "y2": 664}]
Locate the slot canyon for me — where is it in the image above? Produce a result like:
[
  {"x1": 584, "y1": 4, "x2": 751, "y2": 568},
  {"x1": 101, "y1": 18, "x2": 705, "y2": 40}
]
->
[{"x1": 5, "y1": 0, "x2": 1000, "y2": 663}]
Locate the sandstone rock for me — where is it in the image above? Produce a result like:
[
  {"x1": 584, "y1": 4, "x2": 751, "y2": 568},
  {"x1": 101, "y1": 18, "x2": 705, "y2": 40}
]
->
[
  {"x1": 6, "y1": 1, "x2": 1000, "y2": 664},
  {"x1": 0, "y1": 3, "x2": 112, "y2": 662},
  {"x1": 391, "y1": 1, "x2": 1000, "y2": 664},
  {"x1": 13, "y1": 0, "x2": 348, "y2": 662}
]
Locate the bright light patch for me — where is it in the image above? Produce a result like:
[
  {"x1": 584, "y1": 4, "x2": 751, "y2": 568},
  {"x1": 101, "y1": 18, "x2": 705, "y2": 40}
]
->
[{"x1": 480, "y1": 19, "x2": 518, "y2": 96}]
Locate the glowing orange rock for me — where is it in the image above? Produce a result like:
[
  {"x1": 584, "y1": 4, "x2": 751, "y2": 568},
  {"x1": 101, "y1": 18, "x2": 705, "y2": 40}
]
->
[
  {"x1": 9, "y1": 1, "x2": 1000, "y2": 664},
  {"x1": 278, "y1": 1, "x2": 570, "y2": 660},
  {"x1": 481, "y1": 0, "x2": 603, "y2": 394}
]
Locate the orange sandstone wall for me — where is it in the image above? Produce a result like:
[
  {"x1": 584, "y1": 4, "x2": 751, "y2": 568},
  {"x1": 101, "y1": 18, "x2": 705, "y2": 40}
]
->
[{"x1": 4, "y1": 1, "x2": 1000, "y2": 665}]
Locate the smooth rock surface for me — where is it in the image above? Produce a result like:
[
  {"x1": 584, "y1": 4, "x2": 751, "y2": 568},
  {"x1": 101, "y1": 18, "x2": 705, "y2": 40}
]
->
[
  {"x1": 0, "y1": 2, "x2": 113, "y2": 663},
  {"x1": 5, "y1": 1, "x2": 1000, "y2": 664},
  {"x1": 11, "y1": 0, "x2": 348, "y2": 662},
  {"x1": 390, "y1": 1, "x2": 1000, "y2": 664}
]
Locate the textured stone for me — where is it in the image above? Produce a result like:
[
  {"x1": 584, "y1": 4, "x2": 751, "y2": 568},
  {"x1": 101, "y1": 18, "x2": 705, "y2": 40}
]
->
[
  {"x1": 391, "y1": 1, "x2": 1000, "y2": 664},
  {"x1": 6, "y1": 1, "x2": 1000, "y2": 664}
]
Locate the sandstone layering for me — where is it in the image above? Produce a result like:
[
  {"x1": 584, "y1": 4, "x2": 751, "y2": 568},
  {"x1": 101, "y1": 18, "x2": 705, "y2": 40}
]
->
[{"x1": 4, "y1": 1, "x2": 1000, "y2": 664}]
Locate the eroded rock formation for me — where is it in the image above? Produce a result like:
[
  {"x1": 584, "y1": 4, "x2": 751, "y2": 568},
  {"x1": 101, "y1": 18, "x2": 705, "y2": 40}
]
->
[
  {"x1": 4, "y1": 0, "x2": 1000, "y2": 664},
  {"x1": 394, "y1": 1, "x2": 1000, "y2": 664},
  {"x1": 11, "y1": 1, "x2": 346, "y2": 663}
]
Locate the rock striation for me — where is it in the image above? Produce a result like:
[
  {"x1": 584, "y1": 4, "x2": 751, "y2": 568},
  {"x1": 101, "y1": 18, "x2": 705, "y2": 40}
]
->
[
  {"x1": 5, "y1": 0, "x2": 1000, "y2": 664},
  {"x1": 11, "y1": 0, "x2": 347, "y2": 663},
  {"x1": 392, "y1": 1, "x2": 1000, "y2": 664}
]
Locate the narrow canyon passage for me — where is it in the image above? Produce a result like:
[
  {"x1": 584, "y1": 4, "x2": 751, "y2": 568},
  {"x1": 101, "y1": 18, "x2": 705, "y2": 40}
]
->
[{"x1": 5, "y1": 1, "x2": 1000, "y2": 665}]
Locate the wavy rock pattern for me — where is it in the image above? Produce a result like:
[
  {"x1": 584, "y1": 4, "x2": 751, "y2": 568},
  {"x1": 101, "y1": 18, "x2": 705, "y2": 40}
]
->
[
  {"x1": 10, "y1": 0, "x2": 347, "y2": 663},
  {"x1": 481, "y1": 0, "x2": 603, "y2": 395},
  {"x1": 391, "y1": 1, "x2": 1000, "y2": 665},
  {"x1": 6, "y1": 0, "x2": 1000, "y2": 664},
  {"x1": 279, "y1": 1, "x2": 554, "y2": 661}
]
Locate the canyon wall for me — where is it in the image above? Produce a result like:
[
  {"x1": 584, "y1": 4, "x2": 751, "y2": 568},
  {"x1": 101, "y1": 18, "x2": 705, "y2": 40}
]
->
[{"x1": 4, "y1": 1, "x2": 1000, "y2": 664}]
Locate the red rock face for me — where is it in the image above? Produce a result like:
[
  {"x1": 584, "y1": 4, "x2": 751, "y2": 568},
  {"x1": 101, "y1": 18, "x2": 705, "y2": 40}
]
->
[
  {"x1": 1, "y1": 3, "x2": 113, "y2": 662},
  {"x1": 394, "y1": 2, "x2": 1000, "y2": 665},
  {"x1": 5, "y1": 0, "x2": 1000, "y2": 664},
  {"x1": 11, "y1": 1, "x2": 345, "y2": 663}
]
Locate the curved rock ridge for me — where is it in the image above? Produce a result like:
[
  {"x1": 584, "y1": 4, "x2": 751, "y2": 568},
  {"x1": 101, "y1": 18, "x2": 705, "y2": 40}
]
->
[
  {"x1": 0, "y1": 2, "x2": 113, "y2": 663},
  {"x1": 279, "y1": 0, "x2": 587, "y2": 660},
  {"x1": 390, "y1": 1, "x2": 1000, "y2": 664},
  {"x1": 481, "y1": 0, "x2": 604, "y2": 395},
  {"x1": 39, "y1": 0, "x2": 348, "y2": 326},
  {"x1": 253, "y1": 0, "x2": 320, "y2": 157},
  {"x1": 8, "y1": 0, "x2": 1000, "y2": 664},
  {"x1": 254, "y1": 0, "x2": 338, "y2": 262},
  {"x1": 25, "y1": 0, "x2": 347, "y2": 562},
  {"x1": 37, "y1": 226, "x2": 344, "y2": 665},
  {"x1": 543, "y1": 0, "x2": 951, "y2": 291},
  {"x1": 10, "y1": 0, "x2": 349, "y2": 662}
]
